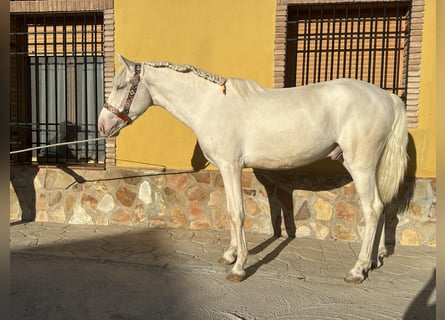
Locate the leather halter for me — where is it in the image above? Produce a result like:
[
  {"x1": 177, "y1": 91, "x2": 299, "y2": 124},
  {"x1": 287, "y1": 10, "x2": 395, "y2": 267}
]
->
[{"x1": 103, "y1": 63, "x2": 142, "y2": 125}]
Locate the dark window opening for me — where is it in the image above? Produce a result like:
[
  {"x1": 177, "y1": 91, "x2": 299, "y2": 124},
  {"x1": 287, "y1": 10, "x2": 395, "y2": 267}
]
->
[
  {"x1": 285, "y1": 1, "x2": 411, "y2": 100},
  {"x1": 10, "y1": 12, "x2": 105, "y2": 165}
]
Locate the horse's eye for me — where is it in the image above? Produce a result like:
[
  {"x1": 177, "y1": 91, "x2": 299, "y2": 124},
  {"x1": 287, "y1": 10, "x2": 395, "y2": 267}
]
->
[{"x1": 117, "y1": 83, "x2": 127, "y2": 90}]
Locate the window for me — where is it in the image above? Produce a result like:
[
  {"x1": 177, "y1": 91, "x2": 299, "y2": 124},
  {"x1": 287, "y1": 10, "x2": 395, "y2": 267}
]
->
[
  {"x1": 285, "y1": 2, "x2": 411, "y2": 98},
  {"x1": 274, "y1": 0, "x2": 422, "y2": 127},
  {"x1": 10, "y1": 12, "x2": 106, "y2": 165}
]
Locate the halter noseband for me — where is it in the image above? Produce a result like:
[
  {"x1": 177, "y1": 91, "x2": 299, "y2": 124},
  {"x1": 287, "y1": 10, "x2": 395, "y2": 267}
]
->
[{"x1": 103, "y1": 63, "x2": 142, "y2": 125}]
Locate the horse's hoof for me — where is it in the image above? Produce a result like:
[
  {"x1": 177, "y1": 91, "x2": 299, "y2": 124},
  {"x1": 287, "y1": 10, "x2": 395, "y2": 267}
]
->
[
  {"x1": 371, "y1": 259, "x2": 383, "y2": 270},
  {"x1": 217, "y1": 257, "x2": 234, "y2": 265},
  {"x1": 226, "y1": 272, "x2": 246, "y2": 282},
  {"x1": 344, "y1": 272, "x2": 365, "y2": 284},
  {"x1": 377, "y1": 253, "x2": 386, "y2": 268},
  {"x1": 371, "y1": 254, "x2": 385, "y2": 270}
]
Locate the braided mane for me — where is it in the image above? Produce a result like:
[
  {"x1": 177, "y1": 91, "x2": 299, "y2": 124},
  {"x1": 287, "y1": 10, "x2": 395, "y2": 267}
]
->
[{"x1": 144, "y1": 61, "x2": 227, "y2": 86}]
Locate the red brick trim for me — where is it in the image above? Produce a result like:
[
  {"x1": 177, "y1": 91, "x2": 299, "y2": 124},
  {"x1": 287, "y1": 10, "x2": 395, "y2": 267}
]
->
[
  {"x1": 103, "y1": 8, "x2": 116, "y2": 167},
  {"x1": 10, "y1": 0, "x2": 114, "y2": 13}
]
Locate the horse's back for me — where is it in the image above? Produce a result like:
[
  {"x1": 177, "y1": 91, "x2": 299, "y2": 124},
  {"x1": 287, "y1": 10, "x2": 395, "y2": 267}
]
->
[
  {"x1": 229, "y1": 78, "x2": 396, "y2": 169},
  {"x1": 241, "y1": 78, "x2": 395, "y2": 133}
]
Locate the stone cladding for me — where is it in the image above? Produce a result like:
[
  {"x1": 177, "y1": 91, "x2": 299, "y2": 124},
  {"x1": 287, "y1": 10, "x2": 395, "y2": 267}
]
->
[{"x1": 10, "y1": 166, "x2": 436, "y2": 247}]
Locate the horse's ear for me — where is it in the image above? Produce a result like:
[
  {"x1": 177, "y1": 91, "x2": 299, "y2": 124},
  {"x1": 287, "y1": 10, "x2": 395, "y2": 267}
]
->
[{"x1": 117, "y1": 53, "x2": 135, "y2": 72}]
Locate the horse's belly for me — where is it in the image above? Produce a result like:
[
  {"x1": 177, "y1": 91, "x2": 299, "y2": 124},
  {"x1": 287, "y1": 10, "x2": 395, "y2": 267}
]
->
[{"x1": 243, "y1": 141, "x2": 333, "y2": 170}]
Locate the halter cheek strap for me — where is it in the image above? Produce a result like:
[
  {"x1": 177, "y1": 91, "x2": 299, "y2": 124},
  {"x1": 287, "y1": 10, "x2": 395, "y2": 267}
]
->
[{"x1": 103, "y1": 63, "x2": 142, "y2": 125}]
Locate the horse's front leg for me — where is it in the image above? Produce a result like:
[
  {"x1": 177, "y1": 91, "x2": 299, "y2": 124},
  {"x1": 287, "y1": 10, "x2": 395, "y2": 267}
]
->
[
  {"x1": 217, "y1": 223, "x2": 237, "y2": 265},
  {"x1": 217, "y1": 165, "x2": 248, "y2": 282}
]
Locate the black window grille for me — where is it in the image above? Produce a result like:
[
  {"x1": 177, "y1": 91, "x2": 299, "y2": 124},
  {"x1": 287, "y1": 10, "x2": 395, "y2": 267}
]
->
[
  {"x1": 10, "y1": 12, "x2": 105, "y2": 165},
  {"x1": 285, "y1": 1, "x2": 411, "y2": 100}
]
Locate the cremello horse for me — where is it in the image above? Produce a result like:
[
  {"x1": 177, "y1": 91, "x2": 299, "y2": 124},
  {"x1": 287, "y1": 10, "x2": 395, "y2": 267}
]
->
[{"x1": 98, "y1": 55, "x2": 408, "y2": 283}]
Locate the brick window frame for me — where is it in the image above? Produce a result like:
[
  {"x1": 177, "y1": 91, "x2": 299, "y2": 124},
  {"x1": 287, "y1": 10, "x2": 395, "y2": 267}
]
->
[
  {"x1": 9, "y1": 0, "x2": 116, "y2": 166},
  {"x1": 274, "y1": 0, "x2": 423, "y2": 128}
]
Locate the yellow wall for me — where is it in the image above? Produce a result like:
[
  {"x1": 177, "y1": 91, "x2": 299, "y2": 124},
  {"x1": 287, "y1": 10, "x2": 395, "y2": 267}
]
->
[
  {"x1": 114, "y1": 0, "x2": 276, "y2": 169},
  {"x1": 114, "y1": 0, "x2": 436, "y2": 178},
  {"x1": 409, "y1": 0, "x2": 436, "y2": 177}
]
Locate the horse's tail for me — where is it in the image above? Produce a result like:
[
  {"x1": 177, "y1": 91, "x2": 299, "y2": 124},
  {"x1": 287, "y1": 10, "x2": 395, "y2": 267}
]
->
[{"x1": 376, "y1": 94, "x2": 409, "y2": 204}]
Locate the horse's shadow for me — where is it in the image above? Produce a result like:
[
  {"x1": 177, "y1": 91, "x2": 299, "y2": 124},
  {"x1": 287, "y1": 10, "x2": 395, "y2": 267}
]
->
[
  {"x1": 10, "y1": 164, "x2": 39, "y2": 223},
  {"x1": 245, "y1": 165, "x2": 350, "y2": 278},
  {"x1": 253, "y1": 163, "x2": 352, "y2": 238},
  {"x1": 245, "y1": 236, "x2": 295, "y2": 278}
]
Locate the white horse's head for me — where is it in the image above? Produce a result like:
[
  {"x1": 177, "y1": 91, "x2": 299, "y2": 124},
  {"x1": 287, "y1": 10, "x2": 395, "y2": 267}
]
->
[{"x1": 98, "y1": 54, "x2": 152, "y2": 137}]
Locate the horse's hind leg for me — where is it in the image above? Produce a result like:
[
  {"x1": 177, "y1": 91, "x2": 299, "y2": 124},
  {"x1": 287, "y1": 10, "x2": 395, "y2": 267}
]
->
[
  {"x1": 374, "y1": 212, "x2": 387, "y2": 269},
  {"x1": 343, "y1": 162, "x2": 384, "y2": 283}
]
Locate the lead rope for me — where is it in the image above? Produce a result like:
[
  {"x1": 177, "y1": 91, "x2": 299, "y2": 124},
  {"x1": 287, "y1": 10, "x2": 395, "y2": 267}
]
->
[{"x1": 10, "y1": 137, "x2": 107, "y2": 155}]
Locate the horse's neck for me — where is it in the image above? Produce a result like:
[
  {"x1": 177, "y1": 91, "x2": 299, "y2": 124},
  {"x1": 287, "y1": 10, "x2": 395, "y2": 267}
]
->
[{"x1": 143, "y1": 66, "x2": 217, "y2": 130}]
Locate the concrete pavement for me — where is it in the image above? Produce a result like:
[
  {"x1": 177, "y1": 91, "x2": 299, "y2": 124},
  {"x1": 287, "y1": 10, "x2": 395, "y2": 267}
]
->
[{"x1": 10, "y1": 222, "x2": 436, "y2": 319}]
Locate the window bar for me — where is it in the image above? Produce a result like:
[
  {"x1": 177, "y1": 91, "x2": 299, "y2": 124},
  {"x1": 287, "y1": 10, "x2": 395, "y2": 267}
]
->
[
  {"x1": 93, "y1": 12, "x2": 100, "y2": 162},
  {"x1": 25, "y1": 16, "x2": 33, "y2": 162},
  {"x1": 347, "y1": 7, "x2": 354, "y2": 79},
  {"x1": 318, "y1": 7, "x2": 325, "y2": 83},
  {"x1": 342, "y1": 6, "x2": 349, "y2": 79},
  {"x1": 371, "y1": 8, "x2": 378, "y2": 85},
  {"x1": 360, "y1": 5, "x2": 367, "y2": 82},
  {"x1": 380, "y1": 4, "x2": 388, "y2": 90},
  {"x1": 336, "y1": 7, "x2": 342, "y2": 80},
  {"x1": 63, "y1": 14, "x2": 70, "y2": 161},
  {"x1": 12, "y1": 15, "x2": 18, "y2": 160},
  {"x1": 385, "y1": 5, "x2": 392, "y2": 92},
  {"x1": 301, "y1": 9, "x2": 308, "y2": 86},
  {"x1": 366, "y1": 7, "x2": 374, "y2": 83},
  {"x1": 44, "y1": 16, "x2": 51, "y2": 162},
  {"x1": 304, "y1": 6, "x2": 312, "y2": 85},
  {"x1": 73, "y1": 13, "x2": 79, "y2": 161},
  {"x1": 92, "y1": 13, "x2": 97, "y2": 161},
  {"x1": 13, "y1": 15, "x2": 18, "y2": 158},
  {"x1": 295, "y1": 12, "x2": 306, "y2": 86},
  {"x1": 315, "y1": 7, "x2": 323, "y2": 83},
  {"x1": 324, "y1": 8, "x2": 331, "y2": 82},
  {"x1": 83, "y1": 13, "x2": 89, "y2": 162},
  {"x1": 354, "y1": 4, "x2": 362, "y2": 80},
  {"x1": 393, "y1": 3, "x2": 401, "y2": 96},
  {"x1": 32, "y1": 15, "x2": 39, "y2": 161},
  {"x1": 295, "y1": 7, "x2": 300, "y2": 87},
  {"x1": 312, "y1": 9, "x2": 318, "y2": 83},
  {"x1": 329, "y1": 6, "x2": 336, "y2": 81},
  {"x1": 53, "y1": 15, "x2": 60, "y2": 163}
]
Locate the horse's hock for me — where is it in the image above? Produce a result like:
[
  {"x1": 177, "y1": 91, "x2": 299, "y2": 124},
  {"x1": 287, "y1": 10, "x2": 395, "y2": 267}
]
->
[{"x1": 10, "y1": 166, "x2": 436, "y2": 247}]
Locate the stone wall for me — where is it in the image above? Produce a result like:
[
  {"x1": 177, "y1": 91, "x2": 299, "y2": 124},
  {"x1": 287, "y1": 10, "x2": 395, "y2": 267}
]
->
[{"x1": 10, "y1": 165, "x2": 436, "y2": 247}]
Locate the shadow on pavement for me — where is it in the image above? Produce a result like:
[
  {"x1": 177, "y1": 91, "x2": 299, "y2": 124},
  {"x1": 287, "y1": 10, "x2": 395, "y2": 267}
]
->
[
  {"x1": 10, "y1": 228, "x2": 211, "y2": 320},
  {"x1": 403, "y1": 268, "x2": 436, "y2": 320}
]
